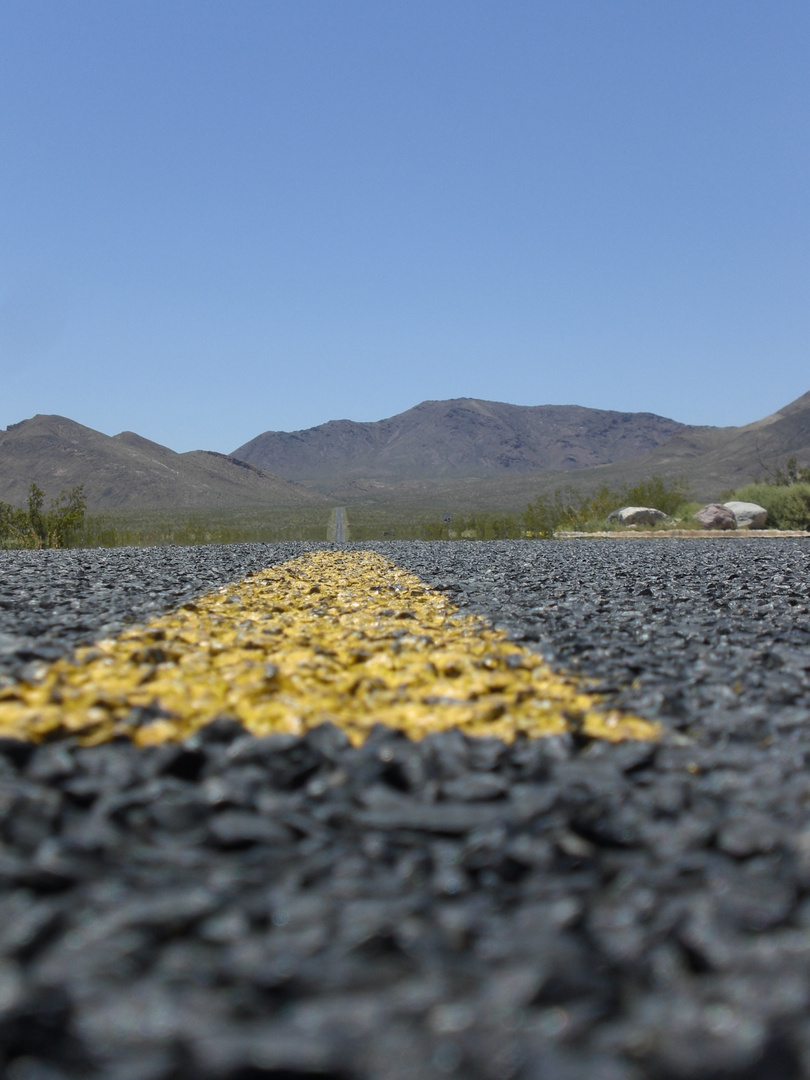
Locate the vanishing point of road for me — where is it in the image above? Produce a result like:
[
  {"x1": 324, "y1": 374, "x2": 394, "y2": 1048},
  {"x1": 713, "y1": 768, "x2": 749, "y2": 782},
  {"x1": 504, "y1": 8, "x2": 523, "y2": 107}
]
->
[{"x1": 330, "y1": 506, "x2": 347, "y2": 543}]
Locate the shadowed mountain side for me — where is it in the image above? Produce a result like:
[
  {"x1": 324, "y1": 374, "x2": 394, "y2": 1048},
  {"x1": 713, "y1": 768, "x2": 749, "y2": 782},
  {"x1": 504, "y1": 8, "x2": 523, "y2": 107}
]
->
[
  {"x1": 232, "y1": 398, "x2": 688, "y2": 484},
  {"x1": 234, "y1": 391, "x2": 810, "y2": 510},
  {"x1": 0, "y1": 416, "x2": 327, "y2": 511}
]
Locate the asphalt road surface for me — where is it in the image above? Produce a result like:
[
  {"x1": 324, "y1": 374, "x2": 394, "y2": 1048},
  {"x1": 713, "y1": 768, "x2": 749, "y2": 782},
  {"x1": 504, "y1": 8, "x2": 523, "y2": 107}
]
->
[
  {"x1": 0, "y1": 538, "x2": 809, "y2": 1080},
  {"x1": 330, "y1": 507, "x2": 347, "y2": 543}
]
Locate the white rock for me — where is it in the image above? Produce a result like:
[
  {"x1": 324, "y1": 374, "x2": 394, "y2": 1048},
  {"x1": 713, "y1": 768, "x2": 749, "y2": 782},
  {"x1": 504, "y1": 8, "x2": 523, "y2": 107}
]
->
[
  {"x1": 606, "y1": 506, "x2": 668, "y2": 526},
  {"x1": 723, "y1": 501, "x2": 768, "y2": 529}
]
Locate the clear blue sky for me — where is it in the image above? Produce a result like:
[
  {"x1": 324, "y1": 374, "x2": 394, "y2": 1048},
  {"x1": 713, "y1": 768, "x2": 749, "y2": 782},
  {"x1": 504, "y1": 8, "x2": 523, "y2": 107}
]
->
[{"x1": 1, "y1": 1, "x2": 808, "y2": 453}]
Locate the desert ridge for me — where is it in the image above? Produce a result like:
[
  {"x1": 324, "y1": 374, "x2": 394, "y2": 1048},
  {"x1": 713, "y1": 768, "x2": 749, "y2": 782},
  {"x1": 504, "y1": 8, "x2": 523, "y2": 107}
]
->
[
  {"x1": 1, "y1": 390, "x2": 809, "y2": 512},
  {"x1": 0, "y1": 415, "x2": 326, "y2": 511}
]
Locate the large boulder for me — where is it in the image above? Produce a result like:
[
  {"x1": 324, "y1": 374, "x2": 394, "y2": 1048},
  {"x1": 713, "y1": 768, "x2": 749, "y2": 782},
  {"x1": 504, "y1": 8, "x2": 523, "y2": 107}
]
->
[
  {"x1": 695, "y1": 503, "x2": 735, "y2": 530},
  {"x1": 606, "y1": 506, "x2": 668, "y2": 526},
  {"x1": 723, "y1": 501, "x2": 768, "y2": 529}
]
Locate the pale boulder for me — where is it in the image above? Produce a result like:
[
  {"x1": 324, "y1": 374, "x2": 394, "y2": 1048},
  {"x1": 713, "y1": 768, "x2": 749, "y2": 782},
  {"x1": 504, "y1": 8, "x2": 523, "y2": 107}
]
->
[
  {"x1": 607, "y1": 506, "x2": 668, "y2": 526},
  {"x1": 723, "y1": 501, "x2": 768, "y2": 529},
  {"x1": 696, "y1": 503, "x2": 735, "y2": 530}
]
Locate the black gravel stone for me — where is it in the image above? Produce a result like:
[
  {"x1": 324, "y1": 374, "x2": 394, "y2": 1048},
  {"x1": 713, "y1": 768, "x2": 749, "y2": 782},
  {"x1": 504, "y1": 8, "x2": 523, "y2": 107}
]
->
[{"x1": 0, "y1": 538, "x2": 809, "y2": 1077}]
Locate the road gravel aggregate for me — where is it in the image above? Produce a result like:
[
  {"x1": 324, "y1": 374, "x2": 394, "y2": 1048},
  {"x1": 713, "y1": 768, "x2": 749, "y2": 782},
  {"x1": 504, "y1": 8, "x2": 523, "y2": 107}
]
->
[{"x1": 0, "y1": 538, "x2": 809, "y2": 1079}]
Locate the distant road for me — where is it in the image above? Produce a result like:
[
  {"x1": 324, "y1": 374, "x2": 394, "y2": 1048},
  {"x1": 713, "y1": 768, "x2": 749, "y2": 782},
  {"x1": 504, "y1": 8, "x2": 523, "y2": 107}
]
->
[{"x1": 330, "y1": 506, "x2": 347, "y2": 543}]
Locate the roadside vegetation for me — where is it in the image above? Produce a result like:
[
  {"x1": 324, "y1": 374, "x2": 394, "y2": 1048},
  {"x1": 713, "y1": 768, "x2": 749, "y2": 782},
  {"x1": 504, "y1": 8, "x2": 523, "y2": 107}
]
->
[
  {"x1": 347, "y1": 477, "x2": 692, "y2": 540},
  {"x1": 720, "y1": 455, "x2": 810, "y2": 531},
  {"x1": 2, "y1": 464, "x2": 808, "y2": 549},
  {"x1": 521, "y1": 476, "x2": 692, "y2": 538},
  {"x1": 0, "y1": 497, "x2": 329, "y2": 549},
  {"x1": 732, "y1": 482, "x2": 810, "y2": 531},
  {"x1": 346, "y1": 507, "x2": 524, "y2": 541},
  {"x1": 74, "y1": 508, "x2": 329, "y2": 547},
  {"x1": 0, "y1": 484, "x2": 87, "y2": 549},
  {"x1": 405, "y1": 466, "x2": 810, "y2": 538}
]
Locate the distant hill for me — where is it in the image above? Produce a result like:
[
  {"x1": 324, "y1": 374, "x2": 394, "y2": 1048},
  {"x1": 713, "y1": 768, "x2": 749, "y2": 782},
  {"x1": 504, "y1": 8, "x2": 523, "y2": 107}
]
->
[
  {"x1": 588, "y1": 388, "x2": 810, "y2": 498},
  {"x1": 4, "y1": 391, "x2": 809, "y2": 519},
  {"x1": 231, "y1": 398, "x2": 688, "y2": 487},
  {"x1": 231, "y1": 391, "x2": 810, "y2": 510},
  {"x1": 0, "y1": 415, "x2": 327, "y2": 511}
]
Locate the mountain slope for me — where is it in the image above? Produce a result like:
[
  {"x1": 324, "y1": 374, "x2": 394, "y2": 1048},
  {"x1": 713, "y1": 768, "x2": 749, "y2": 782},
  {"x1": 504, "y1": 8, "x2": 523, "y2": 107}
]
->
[
  {"x1": 4, "y1": 390, "x2": 808, "y2": 518},
  {"x1": 453, "y1": 388, "x2": 810, "y2": 509},
  {"x1": 595, "y1": 389, "x2": 810, "y2": 496},
  {"x1": 0, "y1": 415, "x2": 326, "y2": 511},
  {"x1": 232, "y1": 398, "x2": 688, "y2": 486}
]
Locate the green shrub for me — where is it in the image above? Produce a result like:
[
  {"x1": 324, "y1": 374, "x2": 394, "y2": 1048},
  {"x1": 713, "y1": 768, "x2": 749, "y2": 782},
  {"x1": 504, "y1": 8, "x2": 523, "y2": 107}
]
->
[
  {"x1": 383, "y1": 512, "x2": 523, "y2": 541},
  {"x1": 0, "y1": 501, "x2": 31, "y2": 548},
  {"x1": 71, "y1": 507, "x2": 329, "y2": 547},
  {"x1": 523, "y1": 475, "x2": 691, "y2": 537},
  {"x1": 622, "y1": 476, "x2": 692, "y2": 517},
  {"x1": 0, "y1": 484, "x2": 86, "y2": 549},
  {"x1": 734, "y1": 482, "x2": 810, "y2": 530},
  {"x1": 523, "y1": 489, "x2": 581, "y2": 538}
]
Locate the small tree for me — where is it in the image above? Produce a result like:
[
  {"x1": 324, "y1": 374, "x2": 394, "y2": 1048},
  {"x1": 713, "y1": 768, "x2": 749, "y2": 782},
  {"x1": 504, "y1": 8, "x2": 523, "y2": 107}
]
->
[
  {"x1": 44, "y1": 485, "x2": 87, "y2": 546},
  {"x1": 27, "y1": 483, "x2": 46, "y2": 540},
  {"x1": 0, "y1": 500, "x2": 32, "y2": 547},
  {"x1": 0, "y1": 483, "x2": 86, "y2": 548}
]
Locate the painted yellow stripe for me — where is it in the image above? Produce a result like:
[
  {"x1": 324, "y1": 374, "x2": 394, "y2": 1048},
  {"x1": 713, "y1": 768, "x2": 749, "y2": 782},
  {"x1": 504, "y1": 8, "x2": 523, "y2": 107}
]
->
[{"x1": 0, "y1": 551, "x2": 659, "y2": 746}]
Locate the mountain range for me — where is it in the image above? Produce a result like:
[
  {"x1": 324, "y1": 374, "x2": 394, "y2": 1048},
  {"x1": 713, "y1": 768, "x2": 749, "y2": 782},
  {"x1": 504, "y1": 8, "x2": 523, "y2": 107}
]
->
[
  {"x1": 0, "y1": 415, "x2": 325, "y2": 511},
  {"x1": 1, "y1": 391, "x2": 809, "y2": 513},
  {"x1": 231, "y1": 399, "x2": 687, "y2": 484},
  {"x1": 231, "y1": 391, "x2": 810, "y2": 506}
]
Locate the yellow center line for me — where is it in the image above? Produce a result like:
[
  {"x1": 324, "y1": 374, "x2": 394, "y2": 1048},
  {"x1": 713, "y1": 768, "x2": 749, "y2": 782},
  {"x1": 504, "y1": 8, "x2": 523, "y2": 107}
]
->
[{"x1": 0, "y1": 551, "x2": 659, "y2": 745}]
